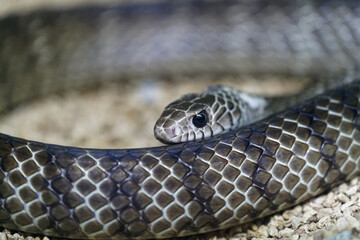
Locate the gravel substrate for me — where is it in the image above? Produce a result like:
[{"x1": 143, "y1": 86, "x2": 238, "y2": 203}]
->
[{"x1": 1, "y1": 77, "x2": 360, "y2": 240}]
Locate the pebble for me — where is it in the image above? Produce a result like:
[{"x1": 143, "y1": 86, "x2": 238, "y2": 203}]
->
[
  {"x1": 352, "y1": 209, "x2": 360, "y2": 220},
  {"x1": 340, "y1": 201, "x2": 355, "y2": 212},
  {"x1": 317, "y1": 216, "x2": 332, "y2": 229},
  {"x1": 304, "y1": 222, "x2": 318, "y2": 233},
  {"x1": 291, "y1": 216, "x2": 302, "y2": 229},
  {"x1": 279, "y1": 228, "x2": 293, "y2": 238},
  {"x1": 303, "y1": 206, "x2": 317, "y2": 220},
  {"x1": 257, "y1": 225, "x2": 268, "y2": 237},
  {"x1": 270, "y1": 215, "x2": 285, "y2": 229},
  {"x1": 324, "y1": 192, "x2": 335, "y2": 208},
  {"x1": 317, "y1": 208, "x2": 333, "y2": 219},
  {"x1": 6, "y1": 233, "x2": 20, "y2": 240},
  {"x1": 351, "y1": 194, "x2": 360, "y2": 201},
  {"x1": 306, "y1": 215, "x2": 318, "y2": 224},
  {"x1": 345, "y1": 186, "x2": 358, "y2": 196},
  {"x1": 290, "y1": 235, "x2": 300, "y2": 240},
  {"x1": 251, "y1": 224, "x2": 258, "y2": 231},
  {"x1": 268, "y1": 225, "x2": 278, "y2": 237},
  {"x1": 351, "y1": 178, "x2": 359, "y2": 185},
  {"x1": 332, "y1": 205, "x2": 343, "y2": 219},
  {"x1": 283, "y1": 210, "x2": 296, "y2": 220},
  {"x1": 337, "y1": 193, "x2": 349, "y2": 203},
  {"x1": 338, "y1": 183, "x2": 348, "y2": 192}
]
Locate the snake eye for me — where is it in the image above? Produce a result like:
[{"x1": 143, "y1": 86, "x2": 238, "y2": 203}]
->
[{"x1": 192, "y1": 110, "x2": 208, "y2": 128}]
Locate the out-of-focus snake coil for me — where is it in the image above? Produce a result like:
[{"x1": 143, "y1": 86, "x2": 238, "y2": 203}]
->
[{"x1": 1, "y1": 0, "x2": 360, "y2": 239}]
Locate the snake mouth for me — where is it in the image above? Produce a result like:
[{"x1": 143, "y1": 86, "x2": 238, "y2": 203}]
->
[{"x1": 154, "y1": 127, "x2": 182, "y2": 144}]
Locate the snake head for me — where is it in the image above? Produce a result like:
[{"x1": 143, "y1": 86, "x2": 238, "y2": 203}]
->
[
  {"x1": 154, "y1": 99, "x2": 215, "y2": 144},
  {"x1": 154, "y1": 86, "x2": 255, "y2": 144}
]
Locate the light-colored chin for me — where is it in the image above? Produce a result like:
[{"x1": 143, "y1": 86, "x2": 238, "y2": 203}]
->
[{"x1": 154, "y1": 124, "x2": 225, "y2": 144}]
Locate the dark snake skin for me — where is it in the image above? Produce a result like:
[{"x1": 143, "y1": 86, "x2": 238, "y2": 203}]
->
[{"x1": 1, "y1": 0, "x2": 360, "y2": 239}]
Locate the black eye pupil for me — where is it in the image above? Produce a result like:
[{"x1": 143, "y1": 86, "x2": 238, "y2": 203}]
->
[{"x1": 192, "y1": 111, "x2": 208, "y2": 128}]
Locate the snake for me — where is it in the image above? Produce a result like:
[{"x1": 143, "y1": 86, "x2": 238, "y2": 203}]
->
[
  {"x1": 154, "y1": 86, "x2": 271, "y2": 144},
  {"x1": 1, "y1": 0, "x2": 360, "y2": 239},
  {"x1": 153, "y1": 85, "x2": 311, "y2": 144}
]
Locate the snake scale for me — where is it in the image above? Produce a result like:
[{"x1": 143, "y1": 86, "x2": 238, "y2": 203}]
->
[{"x1": 1, "y1": 0, "x2": 360, "y2": 239}]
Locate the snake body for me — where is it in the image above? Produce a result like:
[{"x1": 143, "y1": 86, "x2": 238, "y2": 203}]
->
[
  {"x1": 1, "y1": 0, "x2": 360, "y2": 239},
  {"x1": 1, "y1": 81, "x2": 360, "y2": 239}
]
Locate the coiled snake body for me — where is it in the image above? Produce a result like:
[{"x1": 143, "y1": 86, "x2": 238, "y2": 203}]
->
[
  {"x1": 2, "y1": 81, "x2": 360, "y2": 239},
  {"x1": 1, "y1": 0, "x2": 360, "y2": 239}
]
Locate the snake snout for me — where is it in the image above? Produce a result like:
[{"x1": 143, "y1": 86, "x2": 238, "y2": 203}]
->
[{"x1": 154, "y1": 126, "x2": 182, "y2": 143}]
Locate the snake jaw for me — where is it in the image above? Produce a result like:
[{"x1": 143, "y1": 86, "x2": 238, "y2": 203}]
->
[{"x1": 154, "y1": 122, "x2": 182, "y2": 143}]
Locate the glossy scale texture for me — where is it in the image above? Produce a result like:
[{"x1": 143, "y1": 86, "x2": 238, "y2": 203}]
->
[{"x1": 0, "y1": 82, "x2": 360, "y2": 238}]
